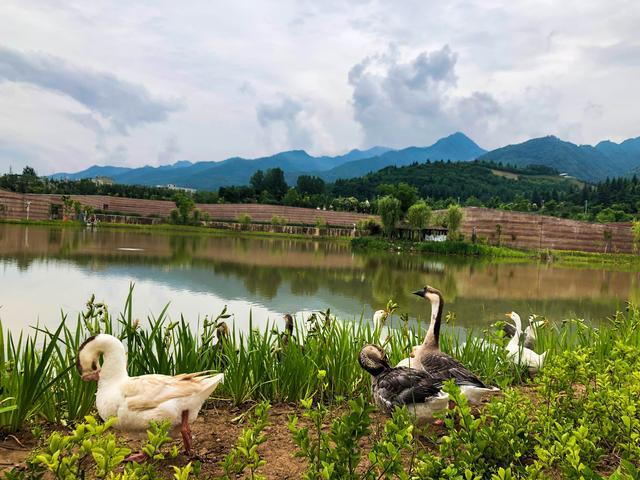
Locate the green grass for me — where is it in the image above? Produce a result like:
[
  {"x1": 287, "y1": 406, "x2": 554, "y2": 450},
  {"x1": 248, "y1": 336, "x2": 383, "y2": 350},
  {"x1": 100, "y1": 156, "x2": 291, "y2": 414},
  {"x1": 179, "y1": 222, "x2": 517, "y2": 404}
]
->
[
  {"x1": 1, "y1": 285, "x2": 634, "y2": 435},
  {"x1": 547, "y1": 248, "x2": 640, "y2": 268},
  {"x1": 3, "y1": 289, "x2": 640, "y2": 479},
  {"x1": 351, "y1": 236, "x2": 532, "y2": 258}
]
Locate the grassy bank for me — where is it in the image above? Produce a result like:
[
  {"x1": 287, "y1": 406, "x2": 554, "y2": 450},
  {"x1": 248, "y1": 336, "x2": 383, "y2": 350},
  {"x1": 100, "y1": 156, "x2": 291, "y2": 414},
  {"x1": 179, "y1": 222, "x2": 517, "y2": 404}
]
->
[
  {"x1": 351, "y1": 236, "x2": 533, "y2": 258},
  {"x1": 547, "y1": 248, "x2": 640, "y2": 269},
  {"x1": 2, "y1": 290, "x2": 640, "y2": 478}
]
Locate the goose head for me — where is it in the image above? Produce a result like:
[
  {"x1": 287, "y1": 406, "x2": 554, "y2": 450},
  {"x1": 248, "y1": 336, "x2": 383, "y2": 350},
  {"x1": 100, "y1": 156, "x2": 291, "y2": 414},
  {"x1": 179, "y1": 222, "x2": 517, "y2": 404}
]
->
[
  {"x1": 528, "y1": 315, "x2": 547, "y2": 330},
  {"x1": 358, "y1": 344, "x2": 391, "y2": 376},
  {"x1": 215, "y1": 322, "x2": 229, "y2": 342},
  {"x1": 76, "y1": 334, "x2": 127, "y2": 382},
  {"x1": 412, "y1": 285, "x2": 442, "y2": 303},
  {"x1": 505, "y1": 311, "x2": 523, "y2": 332},
  {"x1": 283, "y1": 314, "x2": 294, "y2": 335}
]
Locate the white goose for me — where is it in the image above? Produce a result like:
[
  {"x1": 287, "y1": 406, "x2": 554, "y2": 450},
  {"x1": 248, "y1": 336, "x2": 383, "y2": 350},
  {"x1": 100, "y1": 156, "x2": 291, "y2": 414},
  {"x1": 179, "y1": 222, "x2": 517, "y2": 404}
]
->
[
  {"x1": 405, "y1": 285, "x2": 500, "y2": 404},
  {"x1": 505, "y1": 312, "x2": 546, "y2": 373},
  {"x1": 76, "y1": 334, "x2": 224, "y2": 458}
]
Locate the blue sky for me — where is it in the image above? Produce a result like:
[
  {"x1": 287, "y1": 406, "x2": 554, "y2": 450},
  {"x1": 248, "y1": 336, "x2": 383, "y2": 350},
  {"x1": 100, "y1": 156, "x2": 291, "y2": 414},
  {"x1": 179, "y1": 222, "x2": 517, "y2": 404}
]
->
[{"x1": 1, "y1": 0, "x2": 639, "y2": 174}]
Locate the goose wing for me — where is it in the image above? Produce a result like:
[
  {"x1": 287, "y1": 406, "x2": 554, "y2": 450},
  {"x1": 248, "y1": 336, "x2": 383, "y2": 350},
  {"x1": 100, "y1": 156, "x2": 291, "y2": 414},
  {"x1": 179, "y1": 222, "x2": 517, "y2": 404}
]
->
[
  {"x1": 123, "y1": 372, "x2": 220, "y2": 412},
  {"x1": 375, "y1": 368, "x2": 442, "y2": 407},
  {"x1": 419, "y1": 353, "x2": 487, "y2": 388}
]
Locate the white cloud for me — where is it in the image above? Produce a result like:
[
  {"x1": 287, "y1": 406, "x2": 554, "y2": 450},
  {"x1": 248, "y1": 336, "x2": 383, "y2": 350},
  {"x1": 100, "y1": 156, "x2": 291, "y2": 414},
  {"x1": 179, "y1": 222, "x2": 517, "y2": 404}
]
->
[{"x1": 0, "y1": 0, "x2": 639, "y2": 174}]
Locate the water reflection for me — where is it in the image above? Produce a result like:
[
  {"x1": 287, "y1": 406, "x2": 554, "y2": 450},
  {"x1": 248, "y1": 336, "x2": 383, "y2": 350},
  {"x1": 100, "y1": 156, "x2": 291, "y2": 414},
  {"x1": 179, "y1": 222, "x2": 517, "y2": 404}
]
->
[{"x1": 0, "y1": 224, "x2": 638, "y2": 334}]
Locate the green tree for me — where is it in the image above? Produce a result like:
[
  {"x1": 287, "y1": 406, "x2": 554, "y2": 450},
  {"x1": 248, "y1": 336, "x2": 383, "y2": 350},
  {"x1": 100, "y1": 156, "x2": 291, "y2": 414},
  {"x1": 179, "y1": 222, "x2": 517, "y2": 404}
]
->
[
  {"x1": 406, "y1": 201, "x2": 432, "y2": 239},
  {"x1": 378, "y1": 183, "x2": 418, "y2": 212},
  {"x1": 377, "y1": 195, "x2": 401, "y2": 237},
  {"x1": 250, "y1": 170, "x2": 265, "y2": 192},
  {"x1": 596, "y1": 208, "x2": 616, "y2": 223},
  {"x1": 263, "y1": 168, "x2": 288, "y2": 200},
  {"x1": 446, "y1": 204, "x2": 463, "y2": 240},
  {"x1": 283, "y1": 188, "x2": 302, "y2": 206},
  {"x1": 172, "y1": 193, "x2": 196, "y2": 224},
  {"x1": 296, "y1": 175, "x2": 325, "y2": 196},
  {"x1": 632, "y1": 220, "x2": 640, "y2": 253}
]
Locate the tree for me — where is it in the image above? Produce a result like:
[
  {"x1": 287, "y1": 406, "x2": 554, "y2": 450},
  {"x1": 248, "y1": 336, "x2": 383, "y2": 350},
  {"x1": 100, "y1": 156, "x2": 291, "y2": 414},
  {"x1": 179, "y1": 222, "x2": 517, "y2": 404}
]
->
[
  {"x1": 596, "y1": 208, "x2": 616, "y2": 223},
  {"x1": 172, "y1": 193, "x2": 196, "y2": 224},
  {"x1": 378, "y1": 183, "x2": 418, "y2": 212},
  {"x1": 377, "y1": 195, "x2": 401, "y2": 237},
  {"x1": 296, "y1": 175, "x2": 325, "y2": 196},
  {"x1": 406, "y1": 201, "x2": 432, "y2": 239},
  {"x1": 283, "y1": 188, "x2": 302, "y2": 206},
  {"x1": 445, "y1": 204, "x2": 463, "y2": 240},
  {"x1": 250, "y1": 170, "x2": 265, "y2": 192},
  {"x1": 632, "y1": 220, "x2": 640, "y2": 253},
  {"x1": 263, "y1": 168, "x2": 288, "y2": 200}
]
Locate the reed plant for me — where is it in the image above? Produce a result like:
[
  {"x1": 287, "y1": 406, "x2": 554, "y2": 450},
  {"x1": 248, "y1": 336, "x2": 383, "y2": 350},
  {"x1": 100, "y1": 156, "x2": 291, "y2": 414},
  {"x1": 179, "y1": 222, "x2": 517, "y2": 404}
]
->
[{"x1": 3, "y1": 285, "x2": 639, "y2": 435}]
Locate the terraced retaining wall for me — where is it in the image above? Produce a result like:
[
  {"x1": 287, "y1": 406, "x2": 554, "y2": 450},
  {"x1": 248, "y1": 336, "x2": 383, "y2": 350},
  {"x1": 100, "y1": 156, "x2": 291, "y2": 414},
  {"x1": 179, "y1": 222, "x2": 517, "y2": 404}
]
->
[
  {"x1": 460, "y1": 207, "x2": 633, "y2": 254},
  {"x1": 0, "y1": 189, "x2": 375, "y2": 228},
  {"x1": 0, "y1": 189, "x2": 634, "y2": 253}
]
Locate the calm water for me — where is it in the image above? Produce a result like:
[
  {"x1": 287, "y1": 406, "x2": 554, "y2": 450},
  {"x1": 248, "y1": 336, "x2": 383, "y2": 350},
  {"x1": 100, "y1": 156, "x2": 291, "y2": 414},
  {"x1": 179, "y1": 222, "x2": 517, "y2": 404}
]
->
[{"x1": 1, "y1": 224, "x2": 638, "y2": 335}]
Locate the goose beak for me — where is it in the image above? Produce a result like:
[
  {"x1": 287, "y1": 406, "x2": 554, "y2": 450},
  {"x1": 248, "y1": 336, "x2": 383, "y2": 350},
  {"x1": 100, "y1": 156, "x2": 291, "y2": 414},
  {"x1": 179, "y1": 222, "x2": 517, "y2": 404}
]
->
[
  {"x1": 504, "y1": 312, "x2": 512, "y2": 318},
  {"x1": 412, "y1": 289, "x2": 424, "y2": 297},
  {"x1": 81, "y1": 370, "x2": 100, "y2": 382}
]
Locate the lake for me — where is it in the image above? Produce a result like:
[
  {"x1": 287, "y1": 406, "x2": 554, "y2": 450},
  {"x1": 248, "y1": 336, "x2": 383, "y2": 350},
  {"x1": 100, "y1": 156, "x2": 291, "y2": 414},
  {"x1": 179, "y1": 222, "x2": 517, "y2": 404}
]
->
[{"x1": 1, "y1": 223, "x2": 637, "y2": 336}]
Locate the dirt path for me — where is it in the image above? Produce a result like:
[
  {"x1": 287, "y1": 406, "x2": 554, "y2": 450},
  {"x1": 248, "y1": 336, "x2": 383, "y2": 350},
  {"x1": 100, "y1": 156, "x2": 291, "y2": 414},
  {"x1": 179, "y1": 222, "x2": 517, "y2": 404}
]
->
[{"x1": 1, "y1": 401, "x2": 396, "y2": 479}]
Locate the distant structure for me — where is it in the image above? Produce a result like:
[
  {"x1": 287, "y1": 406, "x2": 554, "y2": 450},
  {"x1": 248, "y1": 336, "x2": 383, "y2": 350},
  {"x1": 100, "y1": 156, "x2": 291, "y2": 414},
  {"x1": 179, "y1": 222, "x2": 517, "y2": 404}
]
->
[
  {"x1": 93, "y1": 176, "x2": 114, "y2": 186},
  {"x1": 159, "y1": 184, "x2": 197, "y2": 194}
]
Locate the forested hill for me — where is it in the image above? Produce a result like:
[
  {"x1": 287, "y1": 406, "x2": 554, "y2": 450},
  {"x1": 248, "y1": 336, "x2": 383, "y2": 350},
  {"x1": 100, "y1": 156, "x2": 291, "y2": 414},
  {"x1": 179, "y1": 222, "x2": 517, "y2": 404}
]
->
[
  {"x1": 478, "y1": 135, "x2": 640, "y2": 182},
  {"x1": 330, "y1": 160, "x2": 578, "y2": 204}
]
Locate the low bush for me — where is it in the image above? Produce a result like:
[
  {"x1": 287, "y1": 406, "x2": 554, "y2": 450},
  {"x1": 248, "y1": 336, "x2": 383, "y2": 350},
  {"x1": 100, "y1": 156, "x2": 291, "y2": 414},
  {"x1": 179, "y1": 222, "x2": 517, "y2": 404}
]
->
[{"x1": 270, "y1": 215, "x2": 287, "y2": 226}]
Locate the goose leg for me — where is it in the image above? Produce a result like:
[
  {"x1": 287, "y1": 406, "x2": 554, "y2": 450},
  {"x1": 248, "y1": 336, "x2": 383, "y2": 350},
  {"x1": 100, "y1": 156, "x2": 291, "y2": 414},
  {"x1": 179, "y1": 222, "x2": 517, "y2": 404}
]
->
[{"x1": 181, "y1": 410, "x2": 193, "y2": 455}]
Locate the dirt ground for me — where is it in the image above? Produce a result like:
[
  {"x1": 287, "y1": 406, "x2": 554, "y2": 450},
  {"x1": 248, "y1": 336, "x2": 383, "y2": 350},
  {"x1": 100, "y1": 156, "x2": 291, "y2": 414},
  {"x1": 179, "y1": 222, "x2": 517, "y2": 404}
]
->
[{"x1": 0, "y1": 400, "x2": 400, "y2": 479}]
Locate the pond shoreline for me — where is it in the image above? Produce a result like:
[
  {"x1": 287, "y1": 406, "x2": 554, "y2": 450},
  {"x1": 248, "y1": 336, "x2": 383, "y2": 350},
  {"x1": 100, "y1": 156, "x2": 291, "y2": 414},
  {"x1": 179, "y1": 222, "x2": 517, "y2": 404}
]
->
[{"x1": 3, "y1": 218, "x2": 640, "y2": 268}]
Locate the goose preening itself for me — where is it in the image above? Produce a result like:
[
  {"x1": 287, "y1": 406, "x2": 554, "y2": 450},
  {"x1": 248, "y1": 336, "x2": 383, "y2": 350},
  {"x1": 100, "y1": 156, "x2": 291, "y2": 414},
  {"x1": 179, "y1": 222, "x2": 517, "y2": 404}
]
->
[
  {"x1": 358, "y1": 344, "x2": 449, "y2": 423},
  {"x1": 502, "y1": 312, "x2": 544, "y2": 350},
  {"x1": 76, "y1": 334, "x2": 224, "y2": 458},
  {"x1": 407, "y1": 286, "x2": 500, "y2": 404},
  {"x1": 505, "y1": 312, "x2": 547, "y2": 373},
  {"x1": 281, "y1": 314, "x2": 295, "y2": 347}
]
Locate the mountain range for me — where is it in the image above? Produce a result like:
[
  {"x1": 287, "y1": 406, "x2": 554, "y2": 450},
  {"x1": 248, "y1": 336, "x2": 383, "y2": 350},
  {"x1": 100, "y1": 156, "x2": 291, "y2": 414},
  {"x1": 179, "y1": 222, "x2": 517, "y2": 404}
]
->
[
  {"x1": 479, "y1": 136, "x2": 640, "y2": 183},
  {"x1": 50, "y1": 132, "x2": 640, "y2": 189}
]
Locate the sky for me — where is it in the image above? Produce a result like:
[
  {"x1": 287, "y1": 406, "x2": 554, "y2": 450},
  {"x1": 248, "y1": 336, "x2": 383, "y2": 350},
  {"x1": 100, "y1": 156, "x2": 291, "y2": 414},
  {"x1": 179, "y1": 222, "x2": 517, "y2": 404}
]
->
[{"x1": 0, "y1": 0, "x2": 639, "y2": 175}]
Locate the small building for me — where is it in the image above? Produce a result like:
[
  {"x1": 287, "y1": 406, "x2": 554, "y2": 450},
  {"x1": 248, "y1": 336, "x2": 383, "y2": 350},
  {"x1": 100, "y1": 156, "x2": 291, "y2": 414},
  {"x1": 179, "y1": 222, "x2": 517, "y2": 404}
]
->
[
  {"x1": 159, "y1": 184, "x2": 197, "y2": 194},
  {"x1": 93, "y1": 176, "x2": 114, "y2": 186},
  {"x1": 396, "y1": 225, "x2": 448, "y2": 241}
]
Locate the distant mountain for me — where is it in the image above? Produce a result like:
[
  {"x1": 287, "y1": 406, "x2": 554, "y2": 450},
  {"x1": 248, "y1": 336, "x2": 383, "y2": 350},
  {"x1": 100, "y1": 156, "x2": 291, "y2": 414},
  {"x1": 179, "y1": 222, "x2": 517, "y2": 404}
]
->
[
  {"x1": 52, "y1": 132, "x2": 640, "y2": 190},
  {"x1": 48, "y1": 146, "x2": 395, "y2": 190},
  {"x1": 478, "y1": 136, "x2": 640, "y2": 182},
  {"x1": 596, "y1": 137, "x2": 640, "y2": 176},
  {"x1": 320, "y1": 132, "x2": 486, "y2": 182},
  {"x1": 50, "y1": 165, "x2": 134, "y2": 181}
]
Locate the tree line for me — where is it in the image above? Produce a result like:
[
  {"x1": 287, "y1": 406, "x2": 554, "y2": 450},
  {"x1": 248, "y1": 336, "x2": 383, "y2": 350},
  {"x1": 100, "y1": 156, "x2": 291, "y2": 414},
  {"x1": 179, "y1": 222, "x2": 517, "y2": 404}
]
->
[{"x1": 4, "y1": 160, "x2": 640, "y2": 225}]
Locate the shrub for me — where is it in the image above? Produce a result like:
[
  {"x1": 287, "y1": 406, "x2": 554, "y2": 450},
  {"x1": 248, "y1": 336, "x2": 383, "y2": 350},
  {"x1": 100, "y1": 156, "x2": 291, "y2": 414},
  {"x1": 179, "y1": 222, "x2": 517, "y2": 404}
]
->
[
  {"x1": 314, "y1": 217, "x2": 327, "y2": 229},
  {"x1": 271, "y1": 215, "x2": 287, "y2": 226},
  {"x1": 237, "y1": 213, "x2": 252, "y2": 227},
  {"x1": 355, "y1": 218, "x2": 382, "y2": 235}
]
